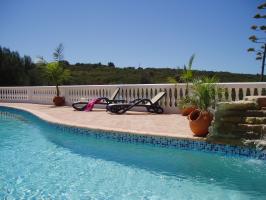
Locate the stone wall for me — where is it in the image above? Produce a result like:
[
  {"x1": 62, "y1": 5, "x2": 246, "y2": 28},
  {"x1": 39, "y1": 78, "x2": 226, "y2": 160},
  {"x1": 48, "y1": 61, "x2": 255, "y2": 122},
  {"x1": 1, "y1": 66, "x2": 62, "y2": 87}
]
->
[{"x1": 208, "y1": 96, "x2": 266, "y2": 148}]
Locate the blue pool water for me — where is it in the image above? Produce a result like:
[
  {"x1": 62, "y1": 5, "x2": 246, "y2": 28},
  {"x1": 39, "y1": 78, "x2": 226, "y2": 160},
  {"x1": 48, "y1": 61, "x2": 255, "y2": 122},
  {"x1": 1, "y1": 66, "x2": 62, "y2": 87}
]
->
[{"x1": 0, "y1": 108, "x2": 266, "y2": 199}]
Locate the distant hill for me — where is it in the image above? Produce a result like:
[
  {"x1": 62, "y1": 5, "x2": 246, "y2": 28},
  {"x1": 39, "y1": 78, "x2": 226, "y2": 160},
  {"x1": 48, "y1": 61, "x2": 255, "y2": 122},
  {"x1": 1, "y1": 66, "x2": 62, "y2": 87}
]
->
[
  {"x1": 0, "y1": 46, "x2": 264, "y2": 86},
  {"x1": 66, "y1": 62, "x2": 263, "y2": 85}
]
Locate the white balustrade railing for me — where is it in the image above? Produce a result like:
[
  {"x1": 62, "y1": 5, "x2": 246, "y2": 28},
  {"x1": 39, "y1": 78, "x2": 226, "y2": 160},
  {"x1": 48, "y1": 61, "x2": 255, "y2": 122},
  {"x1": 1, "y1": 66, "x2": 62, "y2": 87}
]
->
[{"x1": 0, "y1": 83, "x2": 265, "y2": 113}]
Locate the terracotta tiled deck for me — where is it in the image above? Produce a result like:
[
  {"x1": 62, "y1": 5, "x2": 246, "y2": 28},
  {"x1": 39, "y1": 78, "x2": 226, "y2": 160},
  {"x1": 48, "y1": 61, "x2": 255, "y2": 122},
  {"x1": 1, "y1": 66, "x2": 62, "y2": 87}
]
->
[{"x1": 0, "y1": 103, "x2": 203, "y2": 141}]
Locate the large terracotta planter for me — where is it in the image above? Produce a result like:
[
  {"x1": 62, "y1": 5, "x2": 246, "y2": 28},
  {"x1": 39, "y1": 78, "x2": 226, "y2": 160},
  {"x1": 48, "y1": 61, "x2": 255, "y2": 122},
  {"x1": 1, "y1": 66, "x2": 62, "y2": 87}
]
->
[
  {"x1": 53, "y1": 96, "x2": 65, "y2": 106},
  {"x1": 181, "y1": 106, "x2": 197, "y2": 116},
  {"x1": 189, "y1": 109, "x2": 213, "y2": 137}
]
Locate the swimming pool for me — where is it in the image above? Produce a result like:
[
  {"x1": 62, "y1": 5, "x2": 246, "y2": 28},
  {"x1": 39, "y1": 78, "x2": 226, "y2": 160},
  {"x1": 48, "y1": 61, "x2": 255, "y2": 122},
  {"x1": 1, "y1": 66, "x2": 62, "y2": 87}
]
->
[{"x1": 0, "y1": 107, "x2": 266, "y2": 199}]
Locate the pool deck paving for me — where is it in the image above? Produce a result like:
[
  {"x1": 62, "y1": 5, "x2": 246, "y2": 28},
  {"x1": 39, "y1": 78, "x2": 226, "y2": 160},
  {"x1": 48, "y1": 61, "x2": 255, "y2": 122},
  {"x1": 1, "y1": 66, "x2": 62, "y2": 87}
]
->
[{"x1": 0, "y1": 102, "x2": 203, "y2": 141}]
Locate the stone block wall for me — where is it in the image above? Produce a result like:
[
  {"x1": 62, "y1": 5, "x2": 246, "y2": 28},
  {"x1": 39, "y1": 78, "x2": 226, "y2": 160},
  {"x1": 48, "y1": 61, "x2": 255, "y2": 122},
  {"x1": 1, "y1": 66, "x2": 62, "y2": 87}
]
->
[{"x1": 208, "y1": 96, "x2": 266, "y2": 147}]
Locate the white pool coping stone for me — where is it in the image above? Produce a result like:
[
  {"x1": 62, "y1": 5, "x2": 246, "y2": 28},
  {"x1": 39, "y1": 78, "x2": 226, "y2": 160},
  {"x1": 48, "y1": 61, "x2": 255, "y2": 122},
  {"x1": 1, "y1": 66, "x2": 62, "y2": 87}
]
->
[{"x1": 0, "y1": 102, "x2": 204, "y2": 141}]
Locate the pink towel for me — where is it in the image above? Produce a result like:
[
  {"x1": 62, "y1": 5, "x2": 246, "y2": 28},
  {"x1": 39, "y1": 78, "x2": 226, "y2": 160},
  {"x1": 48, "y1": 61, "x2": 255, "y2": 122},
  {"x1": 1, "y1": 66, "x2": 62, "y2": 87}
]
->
[{"x1": 84, "y1": 98, "x2": 101, "y2": 111}]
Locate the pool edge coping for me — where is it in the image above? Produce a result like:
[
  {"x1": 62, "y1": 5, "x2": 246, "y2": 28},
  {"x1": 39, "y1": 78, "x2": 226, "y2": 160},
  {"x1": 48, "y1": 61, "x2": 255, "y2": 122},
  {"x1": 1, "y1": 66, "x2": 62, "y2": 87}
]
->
[
  {"x1": 1, "y1": 104, "x2": 266, "y2": 160},
  {"x1": 0, "y1": 104, "x2": 205, "y2": 142}
]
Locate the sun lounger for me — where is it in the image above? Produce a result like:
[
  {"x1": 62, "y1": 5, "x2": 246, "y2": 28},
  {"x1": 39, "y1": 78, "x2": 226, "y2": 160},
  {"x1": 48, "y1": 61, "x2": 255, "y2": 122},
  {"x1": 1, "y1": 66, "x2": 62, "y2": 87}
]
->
[
  {"x1": 106, "y1": 91, "x2": 166, "y2": 114},
  {"x1": 72, "y1": 88, "x2": 125, "y2": 111}
]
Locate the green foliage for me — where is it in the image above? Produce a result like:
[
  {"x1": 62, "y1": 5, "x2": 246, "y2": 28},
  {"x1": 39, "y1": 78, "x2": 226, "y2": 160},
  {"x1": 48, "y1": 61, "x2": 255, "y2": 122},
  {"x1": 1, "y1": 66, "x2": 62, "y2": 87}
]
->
[
  {"x1": 0, "y1": 46, "x2": 36, "y2": 86},
  {"x1": 0, "y1": 46, "x2": 265, "y2": 87},
  {"x1": 180, "y1": 54, "x2": 195, "y2": 83},
  {"x1": 44, "y1": 62, "x2": 70, "y2": 96},
  {"x1": 45, "y1": 62, "x2": 70, "y2": 86},
  {"x1": 53, "y1": 43, "x2": 64, "y2": 62},
  {"x1": 166, "y1": 77, "x2": 177, "y2": 83},
  {"x1": 107, "y1": 62, "x2": 115, "y2": 68},
  {"x1": 34, "y1": 44, "x2": 71, "y2": 96},
  {"x1": 180, "y1": 54, "x2": 195, "y2": 96},
  {"x1": 191, "y1": 76, "x2": 218, "y2": 111},
  {"x1": 248, "y1": 2, "x2": 266, "y2": 81},
  {"x1": 178, "y1": 95, "x2": 196, "y2": 109},
  {"x1": 258, "y1": 3, "x2": 266, "y2": 9},
  {"x1": 43, "y1": 44, "x2": 71, "y2": 96}
]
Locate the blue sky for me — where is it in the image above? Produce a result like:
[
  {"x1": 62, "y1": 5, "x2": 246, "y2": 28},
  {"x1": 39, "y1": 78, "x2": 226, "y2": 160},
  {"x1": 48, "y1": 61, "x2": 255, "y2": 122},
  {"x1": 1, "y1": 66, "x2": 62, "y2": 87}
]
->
[{"x1": 0, "y1": 0, "x2": 264, "y2": 74}]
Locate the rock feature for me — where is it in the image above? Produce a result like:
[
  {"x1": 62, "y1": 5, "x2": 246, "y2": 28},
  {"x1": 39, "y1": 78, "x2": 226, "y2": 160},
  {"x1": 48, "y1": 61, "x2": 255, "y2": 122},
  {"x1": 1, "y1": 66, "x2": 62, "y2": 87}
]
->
[
  {"x1": 208, "y1": 96, "x2": 266, "y2": 148},
  {"x1": 245, "y1": 96, "x2": 266, "y2": 108}
]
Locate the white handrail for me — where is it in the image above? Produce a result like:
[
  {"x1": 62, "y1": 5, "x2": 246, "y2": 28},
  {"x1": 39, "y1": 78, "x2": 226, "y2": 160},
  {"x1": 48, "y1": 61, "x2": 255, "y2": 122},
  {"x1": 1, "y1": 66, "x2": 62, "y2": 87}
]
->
[{"x1": 0, "y1": 83, "x2": 265, "y2": 113}]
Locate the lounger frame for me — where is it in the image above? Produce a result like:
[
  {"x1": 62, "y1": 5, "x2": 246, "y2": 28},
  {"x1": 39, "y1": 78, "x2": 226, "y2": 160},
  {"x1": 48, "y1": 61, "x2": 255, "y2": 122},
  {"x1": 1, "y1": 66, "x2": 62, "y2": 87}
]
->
[
  {"x1": 107, "y1": 92, "x2": 166, "y2": 114},
  {"x1": 72, "y1": 88, "x2": 124, "y2": 111}
]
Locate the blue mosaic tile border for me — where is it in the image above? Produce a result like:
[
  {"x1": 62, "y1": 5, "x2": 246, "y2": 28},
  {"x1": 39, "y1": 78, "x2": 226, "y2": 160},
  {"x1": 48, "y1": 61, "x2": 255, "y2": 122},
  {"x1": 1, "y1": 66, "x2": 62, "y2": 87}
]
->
[
  {"x1": 1, "y1": 106, "x2": 266, "y2": 160},
  {"x1": 52, "y1": 123, "x2": 266, "y2": 160}
]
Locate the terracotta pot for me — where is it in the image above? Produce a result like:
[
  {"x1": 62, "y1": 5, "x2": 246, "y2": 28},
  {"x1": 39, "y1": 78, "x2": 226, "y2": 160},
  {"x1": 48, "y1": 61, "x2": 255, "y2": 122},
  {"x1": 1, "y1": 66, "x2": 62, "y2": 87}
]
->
[
  {"x1": 189, "y1": 109, "x2": 213, "y2": 137},
  {"x1": 53, "y1": 96, "x2": 65, "y2": 106},
  {"x1": 181, "y1": 106, "x2": 197, "y2": 116}
]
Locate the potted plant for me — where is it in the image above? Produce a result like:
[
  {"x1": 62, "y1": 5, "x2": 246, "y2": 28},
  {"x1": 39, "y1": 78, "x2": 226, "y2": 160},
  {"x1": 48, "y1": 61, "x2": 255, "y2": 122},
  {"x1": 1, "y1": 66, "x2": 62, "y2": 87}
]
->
[
  {"x1": 39, "y1": 44, "x2": 71, "y2": 106},
  {"x1": 46, "y1": 62, "x2": 70, "y2": 106},
  {"x1": 178, "y1": 95, "x2": 197, "y2": 116},
  {"x1": 178, "y1": 54, "x2": 197, "y2": 115},
  {"x1": 188, "y1": 76, "x2": 218, "y2": 136}
]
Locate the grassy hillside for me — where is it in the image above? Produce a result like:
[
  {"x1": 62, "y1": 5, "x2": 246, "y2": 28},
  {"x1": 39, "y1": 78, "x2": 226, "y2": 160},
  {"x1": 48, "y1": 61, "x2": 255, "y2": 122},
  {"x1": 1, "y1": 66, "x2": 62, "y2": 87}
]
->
[
  {"x1": 65, "y1": 63, "x2": 263, "y2": 85},
  {"x1": 0, "y1": 46, "x2": 264, "y2": 86}
]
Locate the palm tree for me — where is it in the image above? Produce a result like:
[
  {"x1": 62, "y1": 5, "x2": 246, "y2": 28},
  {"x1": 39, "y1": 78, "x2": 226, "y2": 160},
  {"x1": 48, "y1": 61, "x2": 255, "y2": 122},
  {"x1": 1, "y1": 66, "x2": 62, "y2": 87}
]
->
[{"x1": 37, "y1": 44, "x2": 71, "y2": 101}]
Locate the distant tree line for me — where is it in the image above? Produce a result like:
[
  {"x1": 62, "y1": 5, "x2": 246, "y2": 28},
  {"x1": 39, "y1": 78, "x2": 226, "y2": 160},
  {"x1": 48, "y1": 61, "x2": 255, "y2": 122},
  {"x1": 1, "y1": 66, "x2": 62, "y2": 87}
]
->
[
  {"x1": 0, "y1": 46, "x2": 35, "y2": 85},
  {"x1": 0, "y1": 46, "x2": 264, "y2": 86}
]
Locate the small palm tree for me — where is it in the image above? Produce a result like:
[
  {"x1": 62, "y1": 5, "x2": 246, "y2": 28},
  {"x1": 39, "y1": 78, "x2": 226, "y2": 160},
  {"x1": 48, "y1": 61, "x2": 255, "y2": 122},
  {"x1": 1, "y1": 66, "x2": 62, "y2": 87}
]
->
[
  {"x1": 45, "y1": 62, "x2": 70, "y2": 96},
  {"x1": 44, "y1": 43, "x2": 70, "y2": 97}
]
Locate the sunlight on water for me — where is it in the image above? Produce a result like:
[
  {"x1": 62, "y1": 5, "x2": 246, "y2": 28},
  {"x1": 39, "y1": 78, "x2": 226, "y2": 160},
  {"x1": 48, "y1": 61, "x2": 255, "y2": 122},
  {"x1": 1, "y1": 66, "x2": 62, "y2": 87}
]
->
[{"x1": 0, "y1": 108, "x2": 266, "y2": 200}]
